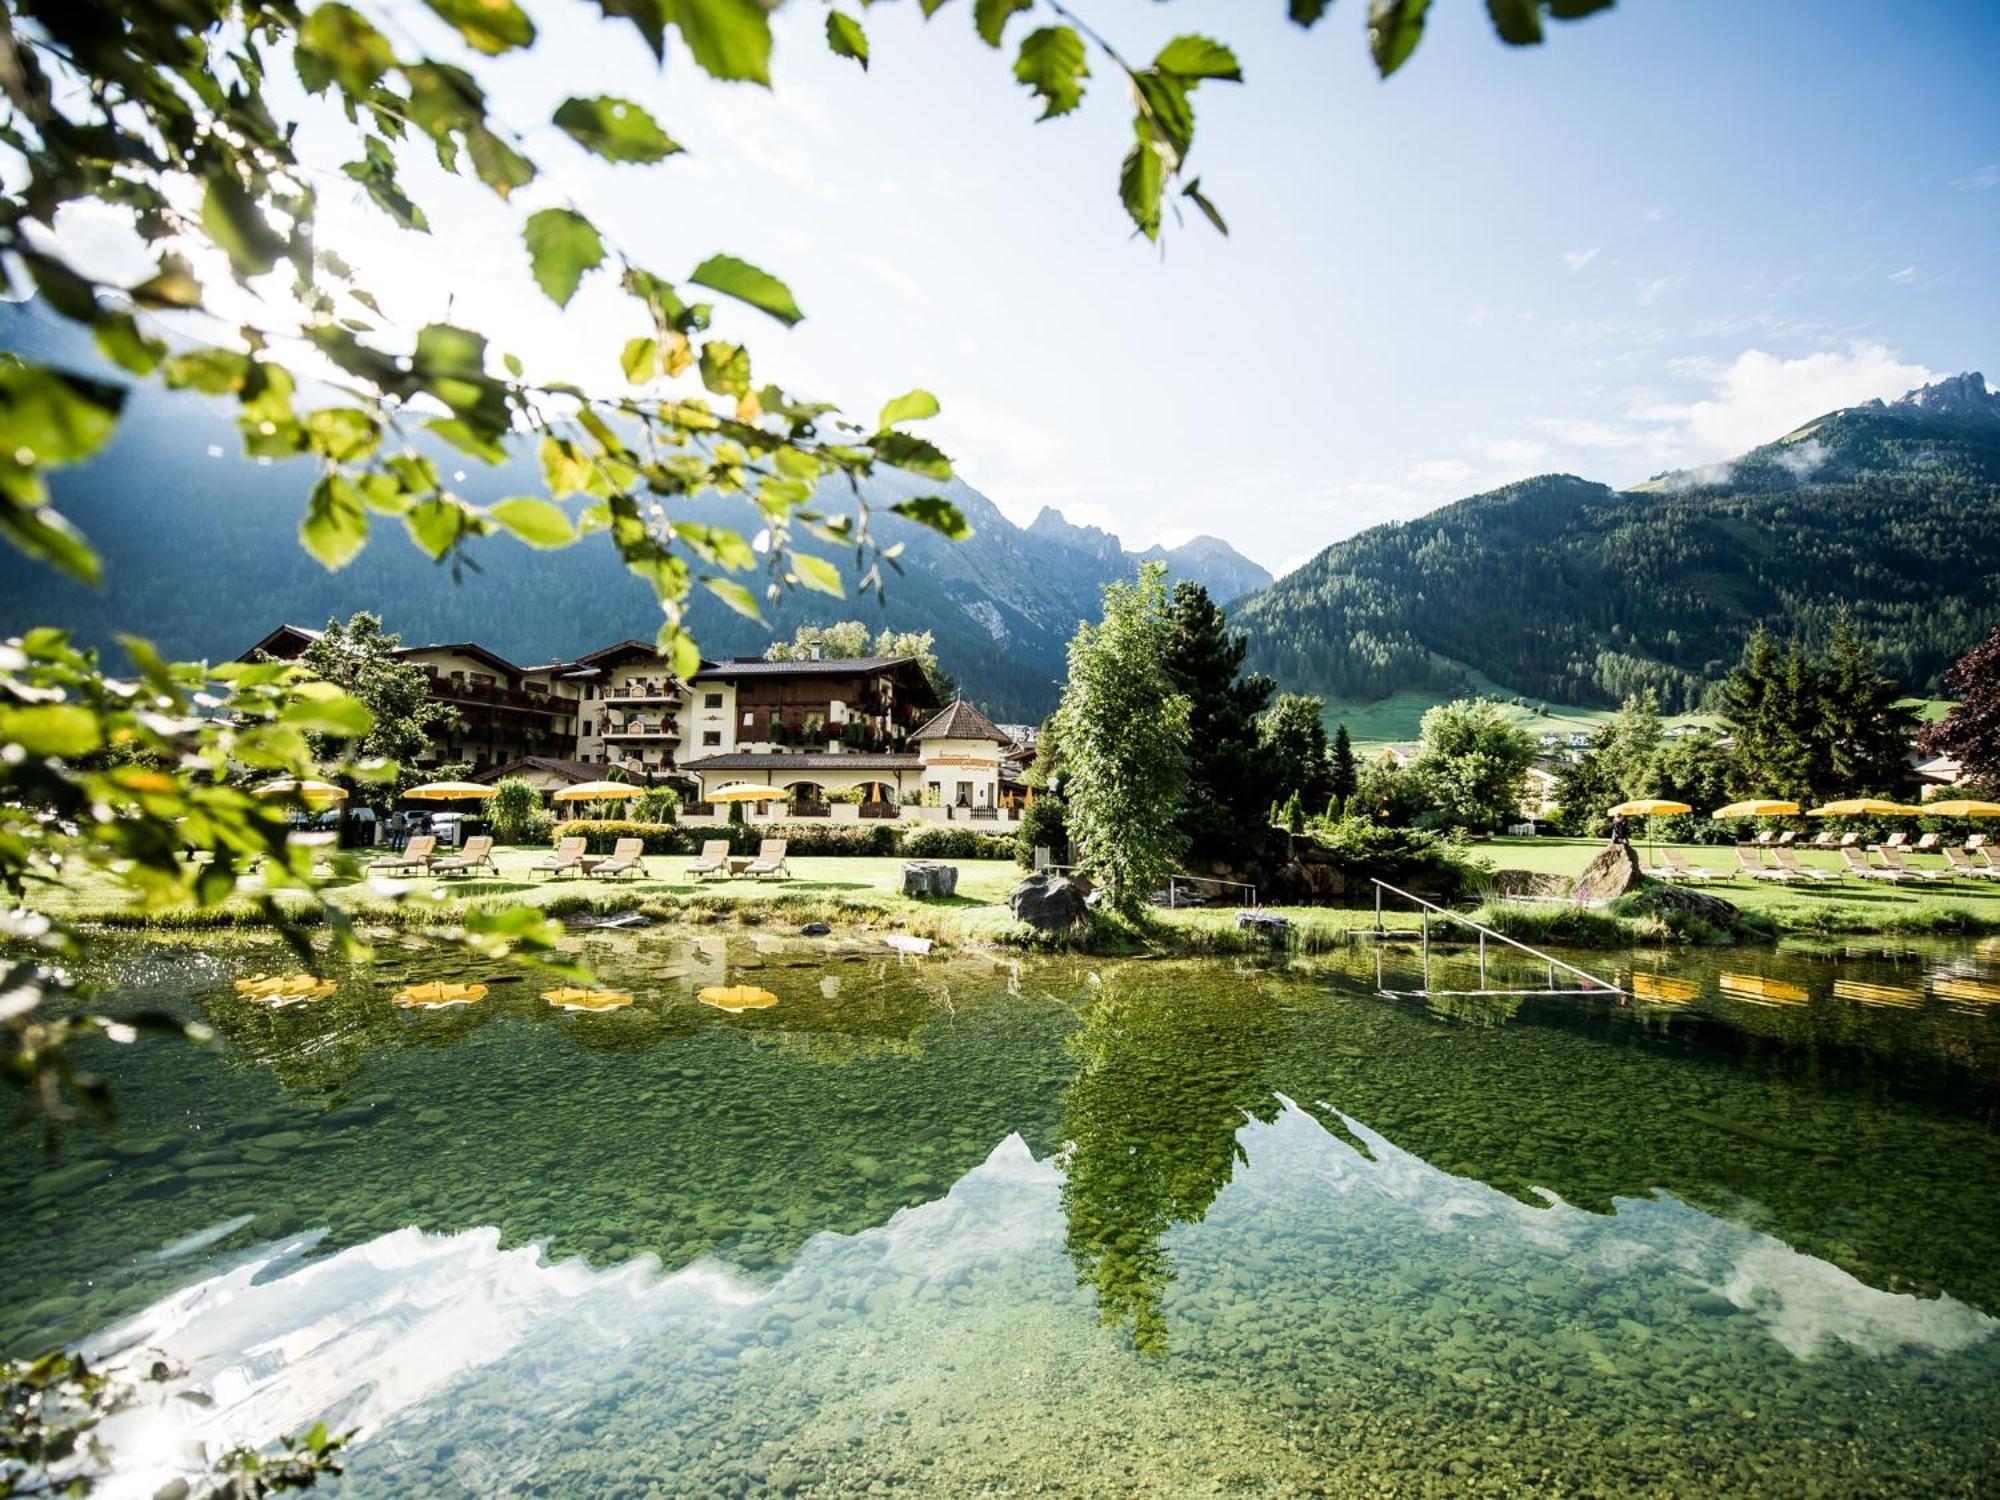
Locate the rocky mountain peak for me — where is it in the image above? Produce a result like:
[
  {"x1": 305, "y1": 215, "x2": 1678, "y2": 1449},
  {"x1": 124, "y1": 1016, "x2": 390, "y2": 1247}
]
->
[{"x1": 1892, "y1": 371, "x2": 1999, "y2": 418}]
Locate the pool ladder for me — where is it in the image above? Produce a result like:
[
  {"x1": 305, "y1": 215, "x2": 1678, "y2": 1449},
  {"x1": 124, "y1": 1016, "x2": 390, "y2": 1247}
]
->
[{"x1": 1369, "y1": 880, "x2": 1626, "y2": 1001}]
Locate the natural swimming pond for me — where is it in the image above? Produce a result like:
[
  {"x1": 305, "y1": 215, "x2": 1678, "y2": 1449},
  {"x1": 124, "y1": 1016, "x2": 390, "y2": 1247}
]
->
[{"x1": 6, "y1": 930, "x2": 2000, "y2": 1496}]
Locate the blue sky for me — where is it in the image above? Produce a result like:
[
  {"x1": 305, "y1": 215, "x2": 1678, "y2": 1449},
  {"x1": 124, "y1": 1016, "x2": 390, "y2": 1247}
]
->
[{"x1": 42, "y1": 0, "x2": 2000, "y2": 574}]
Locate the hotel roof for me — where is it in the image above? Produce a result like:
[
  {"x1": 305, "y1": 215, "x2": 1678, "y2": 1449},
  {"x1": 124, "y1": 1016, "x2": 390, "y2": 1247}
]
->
[
  {"x1": 912, "y1": 698, "x2": 1010, "y2": 744},
  {"x1": 680, "y1": 752, "x2": 923, "y2": 773}
]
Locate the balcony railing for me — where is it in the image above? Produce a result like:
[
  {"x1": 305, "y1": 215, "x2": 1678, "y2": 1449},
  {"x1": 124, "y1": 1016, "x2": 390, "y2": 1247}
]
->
[
  {"x1": 601, "y1": 721, "x2": 680, "y2": 740},
  {"x1": 602, "y1": 682, "x2": 678, "y2": 704}
]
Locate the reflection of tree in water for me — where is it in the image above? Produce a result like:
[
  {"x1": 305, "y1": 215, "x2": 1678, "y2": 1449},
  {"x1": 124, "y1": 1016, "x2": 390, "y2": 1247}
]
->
[{"x1": 1058, "y1": 971, "x2": 1283, "y2": 1354}]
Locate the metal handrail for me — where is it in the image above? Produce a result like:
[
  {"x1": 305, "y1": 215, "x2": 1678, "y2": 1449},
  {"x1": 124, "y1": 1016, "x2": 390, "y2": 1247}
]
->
[{"x1": 1370, "y1": 878, "x2": 1625, "y2": 999}]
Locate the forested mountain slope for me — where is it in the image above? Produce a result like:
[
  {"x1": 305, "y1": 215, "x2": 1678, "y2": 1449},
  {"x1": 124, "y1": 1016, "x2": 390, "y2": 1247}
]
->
[
  {"x1": 0, "y1": 301, "x2": 1267, "y2": 722},
  {"x1": 1236, "y1": 376, "x2": 2000, "y2": 711}
]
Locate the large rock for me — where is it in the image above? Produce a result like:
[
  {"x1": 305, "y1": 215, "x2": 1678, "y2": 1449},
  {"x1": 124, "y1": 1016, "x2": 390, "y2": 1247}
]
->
[
  {"x1": 901, "y1": 861, "x2": 959, "y2": 900},
  {"x1": 1572, "y1": 840, "x2": 1643, "y2": 904},
  {"x1": 1009, "y1": 872, "x2": 1091, "y2": 932}
]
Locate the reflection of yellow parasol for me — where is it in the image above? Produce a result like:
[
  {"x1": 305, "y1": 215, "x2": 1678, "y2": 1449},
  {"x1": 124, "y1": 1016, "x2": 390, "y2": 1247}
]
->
[
  {"x1": 1924, "y1": 800, "x2": 2000, "y2": 819},
  {"x1": 1631, "y1": 972, "x2": 1700, "y2": 1003},
  {"x1": 1711, "y1": 800, "x2": 1800, "y2": 819},
  {"x1": 392, "y1": 981, "x2": 487, "y2": 1008},
  {"x1": 542, "y1": 987, "x2": 635, "y2": 1011},
  {"x1": 699, "y1": 984, "x2": 778, "y2": 1013},
  {"x1": 706, "y1": 784, "x2": 789, "y2": 804},
  {"x1": 1832, "y1": 978, "x2": 1922, "y2": 1009},
  {"x1": 253, "y1": 778, "x2": 348, "y2": 806},
  {"x1": 405, "y1": 781, "x2": 496, "y2": 801},
  {"x1": 234, "y1": 973, "x2": 336, "y2": 1004},
  {"x1": 1806, "y1": 799, "x2": 1923, "y2": 817},
  {"x1": 1719, "y1": 972, "x2": 1809, "y2": 1006}
]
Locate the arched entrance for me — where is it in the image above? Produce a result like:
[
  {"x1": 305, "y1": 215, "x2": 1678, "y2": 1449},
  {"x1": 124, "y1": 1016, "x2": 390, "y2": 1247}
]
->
[{"x1": 784, "y1": 780, "x2": 828, "y2": 816}]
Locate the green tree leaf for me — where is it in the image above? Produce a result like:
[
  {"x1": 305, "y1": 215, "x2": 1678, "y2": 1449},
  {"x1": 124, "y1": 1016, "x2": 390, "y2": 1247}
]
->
[
  {"x1": 974, "y1": 0, "x2": 1033, "y2": 48},
  {"x1": 0, "y1": 704, "x2": 103, "y2": 757},
  {"x1": 1486, "y1": 0, "x2": 1544, "y2": 45},
  {"x1": 877, "y1": 389, "x2": 940, "y2": 429},
  {"x1": 300, "y1": 474, "x2": 369, "y2": 569},
  {"x1": 553, "y1": 96, "x2": 681, "y2": 163},
  {"x1": 689, "y1": 254, "x2": 804, "y2": 326},
  {"x1": 92, "y1": 315, "x2": 166, "y2": 377},
  {"x1": 1153, "y1": 35, "x2": 1243, "y2": 82},
  {"x1": 1120, "y1": 141, "x2": 1166, "y2": 240},
  {"x1": 490, "y1": 496, "x2": 578, "y2": 547},
  {"x1": 620, "y1": 336, "x2": 660, "y2": 383},
  {"x1": 424, "y1": 0, "x2": 536, "y2": 54},
  {"x1": 297, "y1": 3, "x2": 396, "y2": 96},
  {"x1": 791, "y1": 551, "x2": 844, "y2": 596},
  {"x1": 202, "y1": 175, "x2": 288, "y2": 279},
  {"x1": 871, "y1": 431, "x2": 952, "y2": 480},
  {"x1": 1182, "y1": 178, "x2": 1229, "y2": 236},
  {"x1": 0, "y1": 363, "x2": 125, "y2": 470},
  {"x1": 825, "y1": 11, "x2": 869, "y2": 68},
  {"x1": 890, "y1": 496, "x2": 971, "y2": 540},
  {"x1": 523, "y1": 208, "x2": 605, "y2": 308},
  {"x1": 1014, "y1": 27, "x2": 1090, "y2": 120},
  {"x1": 661, "y1": 0, "x2": 774, "y2": 84},
  {"x1": 704, "y1": 576, "x2": 765, "y2": 620},
  {"x1": 1369, "y1": 0, "x2": 1432, "y2": 77},
  {"x1": 1290, "y1": 0, "x2": 1334, "y2": 24},
  {"x1": 280, "y1": 682, "x2": 376, "y2": 736}
]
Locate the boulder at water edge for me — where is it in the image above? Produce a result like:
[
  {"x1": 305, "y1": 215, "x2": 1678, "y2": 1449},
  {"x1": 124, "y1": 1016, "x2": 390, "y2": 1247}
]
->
[
  {"x1": 1573, "y1": 841, "x2": 1643, "y2": 903},
  {"x1": 1009, "y1": 872, "x2": 1091, "y2": 933}
]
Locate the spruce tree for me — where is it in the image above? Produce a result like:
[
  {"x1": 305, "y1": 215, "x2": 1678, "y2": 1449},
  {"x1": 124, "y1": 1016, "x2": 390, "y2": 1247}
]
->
[
  {"x1": 1162, "y1": 582, "x2": 1275, "y2": 864},
  {"x1": 1330, "y1": 723, "x2": 1358, "y2": 814}
]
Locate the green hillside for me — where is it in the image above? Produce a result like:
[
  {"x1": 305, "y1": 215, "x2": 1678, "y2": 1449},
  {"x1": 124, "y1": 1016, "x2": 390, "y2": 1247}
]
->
[{"x1": 1238, "y1": 377, "x2": 2000, "y2": 715}]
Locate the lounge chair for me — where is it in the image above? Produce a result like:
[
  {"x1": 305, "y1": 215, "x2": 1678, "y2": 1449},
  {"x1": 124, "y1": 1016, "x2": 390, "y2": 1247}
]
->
[
  {"x1": 1839, "y1": 831, "x2": 1862, "y2": 848},
  {"x1": 1752, "y1": 830, "x2": 1775, "y2": 847},
  {"x1": 685, "y1": 839, "x2": 730, "y2": 880},
  {"x1": 1913, "y1": 833, "x2": 1939, "y2": 852},
  {"x1": 1776, "y1": 830, "x2": 1797, "y2": 846},
  {"x1": 1662, "y1": 848, "x2": 1723, "y2": 882},
  {"x1": 1736, "y1": 847, "x2": 1789, "y2": 881},
  {"x1": 743, "y1": 838, "x2": 791, "y2": 879},
  {"x1": 1808, "y1": 832, "x2": 1837, "y2": 848},
  {"x1": 534, "y1": 836, "x2": 588, "y2": 878},
  {"x1": 1877, "y1": 847, "x2": 1952, "y2": 883},
  {"x1": 589, "y1": 837, "x2": 648, "y2": 880},
  {"x1": 1969, "y1": 834, "x2": 1988, "y2": 851},
  {"x1": 1773, "y1": 848, "x2": 1839, "y2": 883},
  {"x1": 1976, "y1": 846, "x2": 1998, "y2": 871},
  {"x1": 431, "y1": 835, "x2": 497, "y2": 878},
  {"x1": 1945, "y1": 846, "x2": 2000, "y2": 880},
  {"x1": 1869, "y1": 832, "x2": 1908, "y2": 852},
  {"x1": 370, "y1": 834, "x2": 436, "y2": 876},
  {"x1": 1841, "y1": 846, "x2": 1911, "y2": 883}
]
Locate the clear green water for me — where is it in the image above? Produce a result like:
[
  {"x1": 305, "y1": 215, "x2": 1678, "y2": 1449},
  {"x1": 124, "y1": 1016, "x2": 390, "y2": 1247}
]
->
[{"x1": 6, "y1": 929, "x2": 2000, "y2": 1495}]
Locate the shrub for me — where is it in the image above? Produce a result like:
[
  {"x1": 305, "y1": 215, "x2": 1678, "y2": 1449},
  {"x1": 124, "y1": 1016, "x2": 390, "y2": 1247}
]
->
[
  {"x1": 488, "y1": 778, "x2": 544, "y2": 842},
  {"x1": 901, "y1": 826, "x2": 1015, "y2": 860},
  {"x1": 633, "y1": 787, "x2": 679, "y2": 823},
  {"x1": 550, "y1": 819, "x2": 901, "y2": 858},
  {"x1": 1305, "y1": 814, "x2": 1482, "y2": 896},
  {"x1": 1016, "y1": 797, "x2": 1070, "y2": 868}
]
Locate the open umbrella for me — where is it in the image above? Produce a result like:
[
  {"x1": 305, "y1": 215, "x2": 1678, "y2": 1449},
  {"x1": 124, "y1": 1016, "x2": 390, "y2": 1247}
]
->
[
  {"x1": 551, "y1": 780, "x2": 638, "y2": 802},
  {"x1": 404, "y1": 781, "x2": 496, "y2": 801},
  {"x1": 1923, "y1": 799, "x2": 2000, "y2": 819},
  {"x1": 1806, "y1": 799, "x2": 1922, "y2": 817},
  {"x1": 252, "y1": 778, "x2": 348, "y2": 806},
  {"x1": 706, "y1": 783, "x2": 789, "y2": 804},
  {"x1": 1608, "y1": 799, "x2": 1692, "y2": 868},
  {"x1": 1710, "y1": 800, "x2": 1800, "y2": 819}
]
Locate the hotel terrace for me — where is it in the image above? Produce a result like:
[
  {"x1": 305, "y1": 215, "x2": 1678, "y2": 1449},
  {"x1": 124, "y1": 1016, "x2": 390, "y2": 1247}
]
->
[{"x1": 241, "y1": 625, "x2": 1029, "y2": 820}]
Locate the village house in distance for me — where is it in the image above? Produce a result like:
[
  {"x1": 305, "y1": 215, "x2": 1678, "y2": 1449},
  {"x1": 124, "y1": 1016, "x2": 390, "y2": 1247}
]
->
[{"x1": 241, "y1": 624, "x2": 1026, "y2": 817}]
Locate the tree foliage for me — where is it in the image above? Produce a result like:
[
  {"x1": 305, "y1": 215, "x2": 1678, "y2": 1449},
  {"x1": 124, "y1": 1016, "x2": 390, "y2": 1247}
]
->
[
  {"x1": 1052, "y1": 563, "x2": 1190, "y2": 912},
  {"x1": 763, "y1": 619, "x2": 957, "y2": 701},
  {"x1": 1919, "y1": 622, "x2": 2000, "y2": 792},
  {"x1": 1721, "y1": 616, "x2": 1917, "y2": 804},
  {"x1": 1257, "y1": 693, "x2": 1332, "y2": 809},
  {"x1": 1161, "y1": 581, "x2": 1273, "y2": 863},
  {"x1": 1405, "y1": 698, "x2": 1537, "y2": 832},
  {"x1": 291, "y1": 612, "x2": 458, "y2": 790}
]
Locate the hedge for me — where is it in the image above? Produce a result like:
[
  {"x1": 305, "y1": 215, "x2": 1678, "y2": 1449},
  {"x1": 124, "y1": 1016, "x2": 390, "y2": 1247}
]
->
[{"x1": 546, "y1": 820, "x2": 1016, "y2": 860}]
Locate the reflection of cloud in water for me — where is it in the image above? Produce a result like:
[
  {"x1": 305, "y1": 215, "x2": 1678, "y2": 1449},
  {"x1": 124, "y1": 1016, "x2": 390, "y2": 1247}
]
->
[
  {"x1": 82, "y1": 1138, "x2": 1057, "y2": 1497},
  {"x1": 79, "y1": 1109, "x2": 1993, "y2": 1494},
  {"x1": 1285, "y1": 1098, "x2": 1995, "y2": 1360}
]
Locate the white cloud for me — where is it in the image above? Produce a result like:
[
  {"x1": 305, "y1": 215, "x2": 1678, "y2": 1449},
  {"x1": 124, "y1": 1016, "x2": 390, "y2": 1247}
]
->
[
  {"x1": 1563, "y1": 247, "x2": 1601, "y2": 272},
  {"x1": 1481, "y1": 437, "x2": 1551, "y2": 466},
  {"x1": 1888, "y1": 264, "x2": 1919, "y2": 285},
  {"x1": 1405, "y1": 458, "x2": 1475, "y2": 487},
  {"x1": 1637, "y1": 272, "x2": 1686, "y2": 306},
  {"x1": 1669, "y1": 343, "x2": 1935, "y2": 454},
  {"x1": 1950, "y1": 164, "x2": 2000, "y2": 192}
]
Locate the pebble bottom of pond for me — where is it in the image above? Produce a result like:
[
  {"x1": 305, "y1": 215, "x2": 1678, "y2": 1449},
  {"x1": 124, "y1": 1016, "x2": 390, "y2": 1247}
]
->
[{"x1": 5, "y1": 930, "x2": 2000, "y2": 1496}]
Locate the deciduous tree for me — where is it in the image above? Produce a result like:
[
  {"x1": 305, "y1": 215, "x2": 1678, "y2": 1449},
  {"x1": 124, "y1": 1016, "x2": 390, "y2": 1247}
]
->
[
  {"x1": 1406, "y1": 698, "x2": 1537, "y2": 833},
  {"x1": 1919, "y1": 622, "x2": 2000, "y2": 791},
  {"x1": 1258, "y1": 693, "x2": 1332, "y2": 809}
]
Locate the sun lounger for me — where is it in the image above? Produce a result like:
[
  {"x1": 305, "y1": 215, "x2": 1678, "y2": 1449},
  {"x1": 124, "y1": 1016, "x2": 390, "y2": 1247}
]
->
[
  {"x1": 1877, "y1": 847, "x2": 1952, "y2": 883},
  {"x1": 1736, "y1": 847, "x2": 1790, "y2": 881},
  {"x1": 1773, "y1": 848, "x2": 1839, "y2": 883},
  {"x1": 1662, "y1": 848, "x2": 1723, "y2": 881},
  {"x1": 1969, "y1": 834, "x2": 1988, "y2": 851},
  {"x1": 370, "y1": 834, "x2": 436, "y2": 875},
  {"x1": 1839, "y1": 831, "x2": 1861, "y2": 848},
  {"x1": 588, "y1": 837, "x2": 648, "y2": 880},
  {"x1": 1944, "y1": 847, "x2": 2000, "y2": 880},
  {"x1": 1842, "y1": 846, "x2": 1912, "y2": 883},
  {"x1": 1752, "y1": 831, "x2": 1774, "y2": 847},
  {"x1": 743, "y1": 838, "x2": 791, "y2": 879},
  {"x1": 431, "y1": 835, "x2": 497, "y2": 878},
  {"x1": 534, "y1": 836, "x2": 588, "y2": 878},
  {"x1": 1913, "y1": 833, "x2": 1939, "y2": 852},
  {"x1": 685, "y1": 839, "x2": 730, "y2": 880},
  {"x1": 1976, "y1": 846, "x2": 1998, "y2": 871},
  {"x1": 1776, "y1": 830, "x2": 1797, "y2": 846},
  {"x1": 1872, "y1": 832, "x2": 1908, "y2": 851},
  {"x1": 1808, "y1": 832, "x2": 1837, "y2": 848}
]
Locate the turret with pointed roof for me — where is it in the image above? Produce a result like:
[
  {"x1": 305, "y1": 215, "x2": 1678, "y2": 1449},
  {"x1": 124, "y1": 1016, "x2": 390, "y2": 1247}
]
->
[{"x1": 912, "y1": 697, "x2": 1009, "y2": 745}]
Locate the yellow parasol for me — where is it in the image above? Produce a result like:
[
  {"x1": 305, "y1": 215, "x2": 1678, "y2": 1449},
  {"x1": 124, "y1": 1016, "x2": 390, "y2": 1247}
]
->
[
  {"x1": 253, "y1": 778, "x2": 348, "y2": 805},
  {"x1": 1711, "y1": 800, "x2": 1800, "y2": 819},
  {"x1": 551, "y1": 780, "x2": 638, "y2": 802},
  {"x1": 1923, "y1": 799, "x2": 2000, "y2": 819},
  {"x1": 405, "y1": 781, "x2": 497, "y2": 801},
  {"x1": 706, "y1": 783, "x2": 789, "y2": 804},
  {"x1": 1608, "y1": 799, "x2": 1692, "y2": 866},
  {"x1": 1806, "y1": 799, "x2": 1923, "y2": 817}
]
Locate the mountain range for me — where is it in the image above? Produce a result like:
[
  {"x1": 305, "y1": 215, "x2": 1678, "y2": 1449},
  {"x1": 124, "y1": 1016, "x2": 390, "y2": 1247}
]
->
[
  {"x1": 0, "y1": 301, "x2": 1268, "y2": 723},
  {"x1": 1232, "y1": 373, "x2": 2000, "y2": 713}
]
